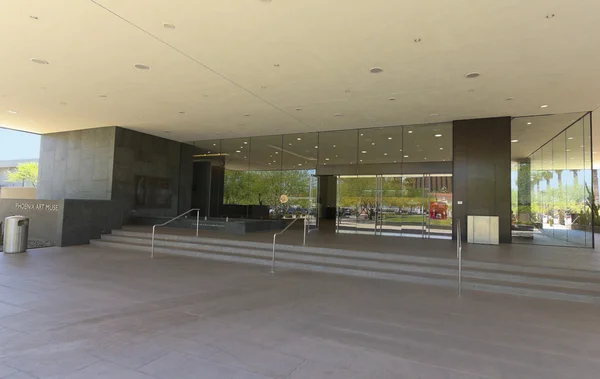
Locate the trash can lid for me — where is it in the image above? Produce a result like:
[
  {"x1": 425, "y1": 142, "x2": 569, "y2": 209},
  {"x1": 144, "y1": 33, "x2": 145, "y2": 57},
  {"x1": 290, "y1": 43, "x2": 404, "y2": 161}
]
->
[{"x1": 5, "y1": 215, "x2": 29, "y2": 220}]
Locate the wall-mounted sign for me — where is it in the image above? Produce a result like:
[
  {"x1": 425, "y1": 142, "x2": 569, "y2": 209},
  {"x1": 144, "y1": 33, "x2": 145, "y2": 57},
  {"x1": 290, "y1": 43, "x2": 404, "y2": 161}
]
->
[{"x1": 15, "y1": 203, "x2": 59, "y2": 212}]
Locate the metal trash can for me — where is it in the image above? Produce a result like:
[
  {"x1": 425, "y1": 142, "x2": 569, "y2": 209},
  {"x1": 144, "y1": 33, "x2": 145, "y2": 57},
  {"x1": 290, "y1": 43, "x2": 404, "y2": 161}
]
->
[{"x1": 3, "y1": 216, "x2": 29, "y2": 254}]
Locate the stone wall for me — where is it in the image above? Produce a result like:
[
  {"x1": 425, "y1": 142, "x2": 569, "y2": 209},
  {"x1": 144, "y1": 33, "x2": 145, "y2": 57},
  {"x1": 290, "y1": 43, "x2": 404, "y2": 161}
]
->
[{"x1": 37, "y1": 127, "x2": 116, "y2": 200}]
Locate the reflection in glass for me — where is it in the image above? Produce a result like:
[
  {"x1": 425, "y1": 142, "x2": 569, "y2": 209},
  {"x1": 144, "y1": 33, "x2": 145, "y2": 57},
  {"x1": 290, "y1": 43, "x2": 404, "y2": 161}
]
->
[
  {"x1": 511, "y1": 112, "x2": 594, "y2": 247},
  {"x1": 318, "y1": 130, "x2": 358, "y2": 166}
]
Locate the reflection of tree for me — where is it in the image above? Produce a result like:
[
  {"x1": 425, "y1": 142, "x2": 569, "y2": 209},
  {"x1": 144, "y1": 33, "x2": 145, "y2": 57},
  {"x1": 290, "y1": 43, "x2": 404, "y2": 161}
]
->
[{"x1": 224, "y1": 169, "x2": 312, "y2": 213}]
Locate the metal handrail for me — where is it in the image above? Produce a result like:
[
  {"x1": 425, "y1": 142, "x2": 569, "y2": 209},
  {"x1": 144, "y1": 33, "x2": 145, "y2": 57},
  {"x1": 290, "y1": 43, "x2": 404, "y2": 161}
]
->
[
  {"x1": 271, "y1": 217, "x2": 307, "y2": 274},
  {"x1": 457, "y1": 219, "x2": 462, "y2": 297},
  {"x1": 151, "y1": 208, "x2": 201, "y2": 258}
]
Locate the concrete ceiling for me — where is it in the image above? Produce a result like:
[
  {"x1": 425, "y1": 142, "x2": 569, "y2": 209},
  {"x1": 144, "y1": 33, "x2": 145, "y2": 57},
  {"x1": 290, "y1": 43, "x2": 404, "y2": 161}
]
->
[{"x1": 1, "y1": 0, "x2": 600, "y2": 142}]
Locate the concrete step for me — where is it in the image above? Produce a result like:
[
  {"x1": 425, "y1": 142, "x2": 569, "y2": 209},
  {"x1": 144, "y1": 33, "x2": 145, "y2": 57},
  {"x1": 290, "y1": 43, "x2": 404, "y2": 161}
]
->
[{"x1": 92, "y1": 232, "x2": 600, "y2": 304}]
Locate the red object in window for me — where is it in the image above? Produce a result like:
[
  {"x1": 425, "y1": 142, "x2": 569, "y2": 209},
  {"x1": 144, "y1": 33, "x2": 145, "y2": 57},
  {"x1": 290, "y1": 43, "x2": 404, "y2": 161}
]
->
[{"x1": 430, "y1": 202, "x2": 448, "y2": 220}]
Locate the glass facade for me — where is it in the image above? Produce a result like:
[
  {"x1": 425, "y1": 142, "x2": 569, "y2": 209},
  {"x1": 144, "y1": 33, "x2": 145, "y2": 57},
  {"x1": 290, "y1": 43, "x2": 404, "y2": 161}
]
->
[
  {"x1": 511, "y1": 113, "x2": 594, "y2": 247},
  {"x1": 191, "y1": 123, "x2": 452, "y2": 233}
]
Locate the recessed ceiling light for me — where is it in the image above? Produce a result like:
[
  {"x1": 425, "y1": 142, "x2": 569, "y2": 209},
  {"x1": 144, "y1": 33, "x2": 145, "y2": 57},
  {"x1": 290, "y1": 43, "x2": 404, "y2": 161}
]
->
[
  {"x1": 236, "y1": 150, "x2": 241, "y2": 153},
  {"x1": 31, "y1": 58, "x2": 49, "y2": 65},
  {"x1": 179, "y1": 111, "x2": 185, "y2": 114},
  {"x1": 527, "y1": 122, "x2": 532, "y2": 125},
  {"x1": 208, "y1": 151, "x2": 211, "y2": 153},
  {"x1": 414, "y1": 38, "x2": 422, "y2": 43},
  {"x1": 429, "y1": 113, "x2": 439, "y2": 117},
  {"x1": 297, "y1": 137, "x2": 301, "y2": 141},
  {"x1": 275, "y1": 151, "x2": 278, "y2": 154},
  {"x1": 7, "y1": 110, "x2": 18, "y2": 114},
  {"x1": 360, "y1": 133, "x2": 364, "y2": 136},
  {"x1": 408, "y1": 130, "x2": 413, "y2": 134},
  {"x1": 334, "y1": 113, "x2": 343, "y2": 117},
  {"x1": 29, "y1": 15, "x2": 38, "y2": 19},
  {"x1": 298, "y1": 163, "x2": 302, "y2": 166},
  {"x1": 163, "y1": 23, "x2": 175, "y2": 29},
  {"x1": 439, "y1": 147, "x2": 444, "y2": 150},
  {"x1": 315, "y1": 146, "x2": 318, "y2": 149},
  {"x1": 384, "y1": 153, "x2": 388, "y2": 156},
  {"x1": 404, "y1": 155, "x2": 409, "y2": 158},
  {"x1": 59, "y1": 101, "x2": 67, "y2": 105},
  {"x1": 213, "y1": 143, "x2": 216, "y2": 146},
  {"x1": 541, "y1": 104, "x2": 549, "y2": 108},
  {"x1": 466, "y1": 72, "x2": 480, "y2": 79},
  {"x1": 424, "y1": 158, "x2": 427, "y2": 160},
  {"x1": 389, "y1": 97, "x2": 396, "y2": 101},
  {"x1": 274, "y1": 64, "x2": 280, "y2": 67},
  {"x1": 505, "y1": 97, "x2": 514, "y2": 101},
  {"x1": 164, "y1": 130, "x2": 171, "y2": 134},
  {"x1": 289, "y1": 143, "x2": 292, "y2": 146},
  {"x1": 511, "y1": 139, "x2": 519, "y2": 143},
  {"x1": 296, "y1": 108, "x2": 302, "y2": 111},
  {"x1": 323, "y1": 163, "x2": 327, "y2": 166},
  {"x1": 371, "y1": 142, "x2": 375, "y2": 146},
  {"x1": 399, "y1": 149, "x2": 402, "y2": 152},
  {"x1": 568, "y1": 137, "x2": 574, "y2": 140},
  {"x1": 325, "y1": 158, "x2": 330, "y2": 161},
  {"x1": 435, "y1": 134, "x2": 442, "y2": 137},
  {"x1": 361, "y1": 151, "x2": 367, "y2": 154},
  {"x1": 135, "y1": 64, "x2": 150, "y2": 70},
  {"x1": 360, "y1": 160, "x2": 363, "y2": 162},
  {"x1": 244, "y1": 113, "x2": 250, "y2": 116},
  {"x1": 388, "y1": 137, "x2": 392, "y2": 140},
  {"x1": 333, "y1": 145, "x2": 336, "y2": 148},
  {"x1": 98, "y1": 94, "x2": 108, "y2": 98},
  {"x1": 244, "y1": 141, "x2": 248, "y2": 144},
  {"x1": 566, "y1": 149, "x2": 571, "y2": 152},
  {"x1": 546, "y1": 14, "x2": 555, "y2": 19},
  {"x1": 370, "y1": 67, "x2": 383, "y2": 74}
]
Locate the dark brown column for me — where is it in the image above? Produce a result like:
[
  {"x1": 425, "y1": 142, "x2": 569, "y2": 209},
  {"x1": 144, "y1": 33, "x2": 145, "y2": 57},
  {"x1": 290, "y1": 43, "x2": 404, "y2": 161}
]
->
[{"x1": 453, "y1": 117, "x2": 512, "y2": 243}]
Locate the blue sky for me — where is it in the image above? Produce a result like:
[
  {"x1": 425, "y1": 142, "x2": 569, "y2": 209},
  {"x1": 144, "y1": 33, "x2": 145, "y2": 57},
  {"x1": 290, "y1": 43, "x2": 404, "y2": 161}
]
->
[{"x1": 0, "y1": 128, "x2": 41, "y2": 160}]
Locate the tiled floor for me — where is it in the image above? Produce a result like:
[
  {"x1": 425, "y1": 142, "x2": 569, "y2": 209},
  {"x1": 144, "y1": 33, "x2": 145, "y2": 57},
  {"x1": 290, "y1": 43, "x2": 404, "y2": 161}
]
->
[{"x1": 1, "y1": 245, "x2": 600, "y2": 378}]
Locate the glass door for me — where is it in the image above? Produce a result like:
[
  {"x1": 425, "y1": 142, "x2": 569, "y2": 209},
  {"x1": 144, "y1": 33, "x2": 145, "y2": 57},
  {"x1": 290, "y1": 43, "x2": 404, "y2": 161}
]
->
[
  {"x1": 337, "y1": 175, "x2": 377, "y2": 235},
  {"x1": 379, "y1": 175, "x2": 404, "y2": 236}
]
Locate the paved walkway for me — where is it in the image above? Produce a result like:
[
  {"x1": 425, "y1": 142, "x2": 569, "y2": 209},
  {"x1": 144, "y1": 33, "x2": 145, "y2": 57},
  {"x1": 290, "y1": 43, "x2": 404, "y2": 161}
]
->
[{"x1": 1, "y1": 245, "x2": 600, "y2": 378}]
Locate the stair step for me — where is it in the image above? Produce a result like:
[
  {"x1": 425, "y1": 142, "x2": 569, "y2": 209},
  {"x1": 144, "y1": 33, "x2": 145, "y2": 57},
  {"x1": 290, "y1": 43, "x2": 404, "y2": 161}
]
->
[{"x1": 91, "y1": 237, "x2": 600, "y2": 304}]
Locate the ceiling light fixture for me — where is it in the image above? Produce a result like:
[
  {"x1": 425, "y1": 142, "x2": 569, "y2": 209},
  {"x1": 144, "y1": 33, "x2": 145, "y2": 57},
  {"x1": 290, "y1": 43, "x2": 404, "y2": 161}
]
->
[
  {"x1": 297, "y1": 137, "x2": 301, "y2": 141},
  {"x1": 361, "y1": 151, "x2": 367, "y2": 154},
  {"x1": 369, "y1": 67, "x2": 383, "y2": 74},
  {"x1": 414, "y1": 38, "x2": 421, "y2": 43},
  {"x1": 435, "y1": 134, "x2": 442, "y2": 137},
  {"x1": 527, "y1": 122, "x2": 532, "y2": 125},
  {"x1": 384, "y1": 153, "x2": 388, "y2": 156},
  {"x1": 408, "y1": 130, "x2": 413, "y2": 134},
  {"x1": 31, "y1": 58, "x2": 49, "y2": 65},
  {"x1": 315, "y1": 146, "x2": 318, "y2": 149},
  {"x1": 236, "y1": 150, "x2": 241, "y2": 153},
  {"x1": 244, "y1": 113, "x2": 250, "y2": 116},
  {"x1": 134, "y1": 64, "x2": 150, "y2": 70},
  {"x1": 179, "y1": 111, "x2": 185, "y2": 114},
  {"x1": 546, "y1": 14, "x2": 555, "y2": 19},
  {"x1": 29, "y1": 15, "x2": 38, "y2": 19},
  {"x1": 568, "y1": 137, "x2": 574, "y2": 140},
  {"x1": 466, "y1": 72, "x2": 480, "y2": 79},
  {"x1": 163, "y1": 23, "x2": 175, "y2": 29},
  {"x1": 439, "y1": 147, "x2": 444, "y2": 150},
  {"x1": 244, "y1": 141, "x2": 248, "y2": 144},
  {"x1": 388, "y1": 137, "x2": 392, "y2": 140},
  {"x1": 325, "y1": 158, "x2": 330, "y2": 161},
  {"x1": 59, "y1": 101, "x2": 67, "y2": 105},
  {"x1": 334, "y1": 113, "x2": 343, "y2": 117},
  {"x1": 98, "y1": 94, "x2": 108, "y2": 98},
  {"x1": 506, "y1": 97, "x2": 514, "y2": 101},
  {"x1": 371, "y1": 142, "x2": 375, "y2": 146},
  {"x1": 389, "y1": 97, "x2": 396, "y2": 101},
  {"x1": 404, "y1": 155, "x2": 409, "y2": 158},
  {"x1": 429, "y1": 113, "x2": 439, "y2": 117},
  {"x1": 296, "y1": 108, "x2": 302, "y2": 111},
  {"x1": 541, "y1": 104, "x2": 549, "y2": 108},
  {"x1": 511, "y1": 139, "x2": 519, "y2": 143}
]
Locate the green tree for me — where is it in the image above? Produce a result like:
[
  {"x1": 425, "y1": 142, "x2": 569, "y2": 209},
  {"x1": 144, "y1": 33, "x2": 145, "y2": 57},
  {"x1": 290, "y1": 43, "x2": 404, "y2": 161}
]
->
[{"x1": 7, "y1": 161, "x2": 38, "y2": 187}]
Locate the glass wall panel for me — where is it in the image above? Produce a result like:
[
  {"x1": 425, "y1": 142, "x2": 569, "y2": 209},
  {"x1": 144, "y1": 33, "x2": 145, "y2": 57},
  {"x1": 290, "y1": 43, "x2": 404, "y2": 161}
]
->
[
  {"x1": 282, "y1": 133, "x2": 318, "y2": 170},
  {"x1": 358, "y1": 126, "x2": 403, "y2": 164},
  {"x1": 318, "y1": 130, "x2": 358, "y2": 166},
  {"x1": 193, "y1": 139, "x2": 221, "y2": 155},
  {"x1": 221, "y1": 137, "x2": 250, "y2": 170},
  {"x1": 403, "y1": 123, "x2": 452, "y2": 163},
  {"x1": 249, "y1": 135, "x2": 282, "y2": 171},
  {"x1": 512, "y1": 112, "x2": 594, "y2": 247}
]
